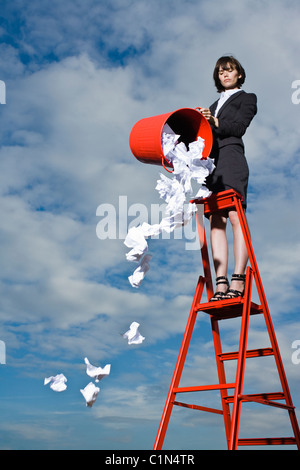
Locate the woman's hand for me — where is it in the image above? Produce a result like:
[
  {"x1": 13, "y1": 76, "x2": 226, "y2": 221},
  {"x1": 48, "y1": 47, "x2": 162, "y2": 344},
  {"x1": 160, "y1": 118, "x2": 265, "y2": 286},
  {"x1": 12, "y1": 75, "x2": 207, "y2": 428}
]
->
[{"x1": 198, "y1": 107, "x2": 219, "y2": 128}]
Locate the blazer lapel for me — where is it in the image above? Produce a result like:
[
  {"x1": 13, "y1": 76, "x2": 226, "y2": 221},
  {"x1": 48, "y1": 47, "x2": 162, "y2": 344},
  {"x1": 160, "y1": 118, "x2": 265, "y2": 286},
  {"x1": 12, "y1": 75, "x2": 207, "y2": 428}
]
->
[
  {"x1": 210, "y1": 100, "x2": 218, "y2": 115},
  {"x1": 216, "y1": 90, "x2": 244, "y2": 117}
]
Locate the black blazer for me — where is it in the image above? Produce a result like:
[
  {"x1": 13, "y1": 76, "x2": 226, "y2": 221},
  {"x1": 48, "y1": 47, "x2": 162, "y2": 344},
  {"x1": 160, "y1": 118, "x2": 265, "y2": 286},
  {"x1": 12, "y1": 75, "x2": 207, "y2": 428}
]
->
[{"x1": 209, "y1": 90, "x2": 257, "y2": 153}]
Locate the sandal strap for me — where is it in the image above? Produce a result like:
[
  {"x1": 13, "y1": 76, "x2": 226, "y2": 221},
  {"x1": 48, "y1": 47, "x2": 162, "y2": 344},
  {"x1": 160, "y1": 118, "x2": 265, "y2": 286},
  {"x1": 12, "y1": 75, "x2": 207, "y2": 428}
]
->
[
  {"x1": 215, "y1": 276, "x2": 229, "y2": 285},
  {"x1": 226, "y1": 288, "x2": 243, "y2": 297},
  {"x1": 231, "y1": 273, "x2": 246, "y2": 281},
  {"x1": 209, "y1": 291, "x2": 227, "y2": 302}
]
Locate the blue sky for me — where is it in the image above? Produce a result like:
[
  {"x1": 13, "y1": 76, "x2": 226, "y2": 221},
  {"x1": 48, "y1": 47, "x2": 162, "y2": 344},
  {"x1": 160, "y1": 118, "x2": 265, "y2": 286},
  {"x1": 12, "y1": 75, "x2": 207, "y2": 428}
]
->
[{"x1": 0, "y1": 0, "x2": 300, "y2": 450}]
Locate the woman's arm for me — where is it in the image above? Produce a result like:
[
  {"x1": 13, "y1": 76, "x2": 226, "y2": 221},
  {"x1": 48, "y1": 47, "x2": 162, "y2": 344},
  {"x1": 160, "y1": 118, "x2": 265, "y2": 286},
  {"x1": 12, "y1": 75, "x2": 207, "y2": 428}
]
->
[
  {"x1": 200, "y1": 108, "x2": 219, "y2": 128},
  {"x1": 200, "y1": 93, "x2": 257, "y2": 137},
  {"x1": 216, "y1": 93, "x2": 257, "y2": 138}
]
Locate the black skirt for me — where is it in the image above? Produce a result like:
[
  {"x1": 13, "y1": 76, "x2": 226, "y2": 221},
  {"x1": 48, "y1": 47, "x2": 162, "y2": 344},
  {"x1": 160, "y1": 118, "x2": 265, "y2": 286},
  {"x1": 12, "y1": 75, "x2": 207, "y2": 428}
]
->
[{"x1": 206, "y1": 143, "x2": 249, "y2": 210}]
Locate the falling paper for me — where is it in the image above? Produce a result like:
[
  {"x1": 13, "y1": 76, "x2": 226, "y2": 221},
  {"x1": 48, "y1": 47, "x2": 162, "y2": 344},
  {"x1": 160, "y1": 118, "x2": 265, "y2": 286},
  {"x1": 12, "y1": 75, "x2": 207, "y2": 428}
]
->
[
  {"x1": 124, "y1": 225, "x2": 149, "y2": 262},
  {"x1": 128, "y1": 254, "x2": 152, "y2": 288},
  {"x1": 84, "y1": 357, "x2": 111, "y2": 382},
  {"x1": 80, "y1": 382, "x2": 100, "y2": 407},
  {"x1": 125, "y1": 125, "x2": 215, "y2": 287},
  {"x1": 123, "y1": 321, "x2": 145, "y2": 345},
  {"x1": 125, "y1": 206, "x2": 195, "y2": 289},
  {"x1": 44, "y1": 373, "x2": 67, "y2": 392}
]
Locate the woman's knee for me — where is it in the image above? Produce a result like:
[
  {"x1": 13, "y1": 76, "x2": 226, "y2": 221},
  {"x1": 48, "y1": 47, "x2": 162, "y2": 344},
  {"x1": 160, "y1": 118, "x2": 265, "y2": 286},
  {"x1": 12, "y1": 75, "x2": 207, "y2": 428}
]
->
[{"x1": 228, "y1": 209, "x2": 240, "y2": 226}]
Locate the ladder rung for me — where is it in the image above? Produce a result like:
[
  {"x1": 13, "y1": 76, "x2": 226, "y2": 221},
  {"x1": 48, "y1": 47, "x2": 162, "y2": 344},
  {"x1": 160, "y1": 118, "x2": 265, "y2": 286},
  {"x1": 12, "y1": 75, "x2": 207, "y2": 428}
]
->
[
  {"x1": 238, "y1": 437, "x2": 297, "y2": 446},
  {"x1": 225, "y1": 392, "x2": 294, "y2": 410},
  {"x1": 225, "y1": 392, "x2": 285, "y2": 404},
  {"x1": 219, "y1": 347, "x2": 273, "y2": 361},
  {"x1": 173, "y1": 400, "x2": 223, "y2": 415},
  {"x1": 174, "y1": 383, "x2": 236, "y2": 393},
  {"x1": 239, "y1": 393, "x2": 294, "y2": 411}
]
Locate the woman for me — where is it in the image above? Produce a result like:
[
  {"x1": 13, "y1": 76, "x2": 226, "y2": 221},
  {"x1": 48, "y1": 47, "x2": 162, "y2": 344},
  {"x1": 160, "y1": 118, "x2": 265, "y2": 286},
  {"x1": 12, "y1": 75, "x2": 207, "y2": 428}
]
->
[{"x1": 200, "y1": 56, "x2": 257, "y2": 301}]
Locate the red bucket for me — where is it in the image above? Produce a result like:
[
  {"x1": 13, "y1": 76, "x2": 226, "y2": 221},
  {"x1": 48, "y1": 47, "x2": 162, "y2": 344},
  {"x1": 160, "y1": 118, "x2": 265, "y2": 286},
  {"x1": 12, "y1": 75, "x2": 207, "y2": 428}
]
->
[{"x1": 129, "y1": 108, "x2": 213, "y2": 171}]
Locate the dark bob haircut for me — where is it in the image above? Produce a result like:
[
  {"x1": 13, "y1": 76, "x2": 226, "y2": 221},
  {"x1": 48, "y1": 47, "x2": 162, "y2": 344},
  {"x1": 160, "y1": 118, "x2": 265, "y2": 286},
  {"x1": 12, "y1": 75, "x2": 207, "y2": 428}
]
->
[{"x1": 213, "y1": 56, "x2": 246, "y2": 93}]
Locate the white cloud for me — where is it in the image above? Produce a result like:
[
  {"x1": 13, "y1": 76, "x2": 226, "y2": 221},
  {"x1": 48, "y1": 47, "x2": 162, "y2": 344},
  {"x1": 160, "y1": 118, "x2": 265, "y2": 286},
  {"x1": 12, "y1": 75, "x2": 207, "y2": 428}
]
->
[{"x1": 0, "y1": 0, "x2": 300, "y2": 450}]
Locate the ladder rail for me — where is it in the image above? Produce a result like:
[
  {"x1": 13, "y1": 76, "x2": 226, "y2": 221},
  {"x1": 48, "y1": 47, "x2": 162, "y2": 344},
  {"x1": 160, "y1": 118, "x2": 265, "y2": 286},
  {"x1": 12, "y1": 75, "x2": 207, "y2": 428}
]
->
[
  {"x1": 229, "y1": 266, "x2": 253, "y2": 450},
  {"x1": 153, "y1": 276, "x2": 205, "y2": 450},
  {"x1": 210, "y1": 313, "x2": 233, "y2": 443},
  {"x1": 234, "y1": 195, "x2": 300, "y2": 448}
]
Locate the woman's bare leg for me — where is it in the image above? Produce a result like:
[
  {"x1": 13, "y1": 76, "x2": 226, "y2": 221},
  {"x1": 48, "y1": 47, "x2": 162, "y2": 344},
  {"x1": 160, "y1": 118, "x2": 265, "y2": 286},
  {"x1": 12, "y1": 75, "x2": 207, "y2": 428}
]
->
[
  {"x1": 210, "y1": 211, "x2": 229, "y2": 295},
  {"x1": 227, "y1": 209, "x2": 248, "y2": 293}
]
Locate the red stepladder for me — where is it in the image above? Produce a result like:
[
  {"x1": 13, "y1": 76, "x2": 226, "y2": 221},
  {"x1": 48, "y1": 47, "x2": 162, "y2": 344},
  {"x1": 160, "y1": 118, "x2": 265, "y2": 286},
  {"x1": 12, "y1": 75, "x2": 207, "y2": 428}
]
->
[{"x1": 153, "y1": 189, "x2": 300, "y2": 450}]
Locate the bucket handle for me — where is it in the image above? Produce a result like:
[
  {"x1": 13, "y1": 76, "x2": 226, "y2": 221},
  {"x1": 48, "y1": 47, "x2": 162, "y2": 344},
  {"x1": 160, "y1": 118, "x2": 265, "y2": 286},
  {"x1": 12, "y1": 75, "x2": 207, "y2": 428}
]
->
[{"x1": 162, "y1": 155, "x2": 174, "y2": 173}]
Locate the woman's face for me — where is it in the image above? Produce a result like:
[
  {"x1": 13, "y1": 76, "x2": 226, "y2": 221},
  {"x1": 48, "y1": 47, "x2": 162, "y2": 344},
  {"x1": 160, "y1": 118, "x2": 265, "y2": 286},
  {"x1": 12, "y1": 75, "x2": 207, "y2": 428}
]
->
[{"x1": 218, "y1": 64, "x2": 241, "y2": 90}]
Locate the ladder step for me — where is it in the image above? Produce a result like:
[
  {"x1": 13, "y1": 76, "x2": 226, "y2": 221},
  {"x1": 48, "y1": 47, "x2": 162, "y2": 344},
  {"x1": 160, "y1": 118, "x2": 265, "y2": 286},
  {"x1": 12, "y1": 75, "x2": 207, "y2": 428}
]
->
[
  {"x1": 192, "y1": 189, "x2": 243, "y2": 216},
  {"x1": 196, "y1": 298, "x2": 263, "y2": 320},
  {"x1": 241, "y1": 393, "x2": 294, "y2": 411},
  {"x1": 173, "y1": 400, "x2": 223, "y2": 415},
  {"x1": 219, "y1": 347, "x2": 273, "y2": 361},
  {"x1": 174, "y1": 383, "x2": 236, "y2": 393},
  {"x1": 225, "y1": 392, "x2": 285, "y2": 404},
  {"x1": 238, "y1": 437, "x2": 297, "y2": 446},
  {"x1": 225, "y1": 392, "x2": 294, "y2": 410}
]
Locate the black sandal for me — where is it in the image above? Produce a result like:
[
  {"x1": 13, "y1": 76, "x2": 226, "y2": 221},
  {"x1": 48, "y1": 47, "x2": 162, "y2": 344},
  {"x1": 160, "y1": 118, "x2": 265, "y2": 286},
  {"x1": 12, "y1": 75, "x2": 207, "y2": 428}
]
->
[
  {"x1": 209, "y1": 276, "x2": 229, "y2": 302},
  {"x1": 225, "y1": 273, "x2": 246, "y2": 299}
]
